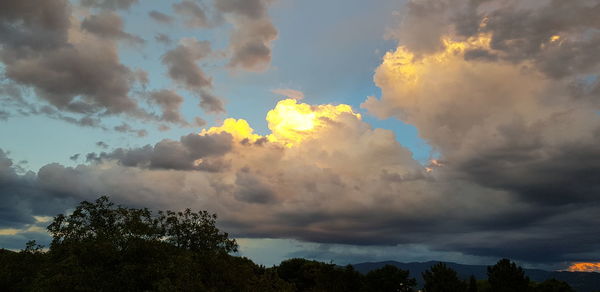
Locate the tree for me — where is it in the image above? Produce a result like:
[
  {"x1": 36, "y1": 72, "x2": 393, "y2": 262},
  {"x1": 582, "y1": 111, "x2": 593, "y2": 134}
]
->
[
  {"x1": 534, "y1": 278, "x2": 575, "y2": 292},
  {"x1": 29, "y1": 196, "x2": 288, "y2": 291},
  {"x1": 276, "y1": 258, "x2": 363, "y2": 292},
  {"x1": 487, "y1": 258, "x2": 530, "y2": 292},
  {"x1": 468, "y1": 275, "x2": 478, "y2": 292},
  {"x1": 364, "y1": 264, "x2": 416, "y2": 292},
  {"x1": 422, "y1": 262, "x2": 467, "y2": 292}
]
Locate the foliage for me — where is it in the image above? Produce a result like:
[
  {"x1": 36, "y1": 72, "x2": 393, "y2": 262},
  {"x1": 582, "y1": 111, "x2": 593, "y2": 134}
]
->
[
  {"x1": 468, "y1": 275, "x2": 478, "y2": 292},
  {"x1": 422, "y1": 262, "x2": 467, "y2": 292},
  {"x1": 487, "y1": 258, "x2": 531, "y2": 292},
  {"x1": 364, "y1": 264, "x2": 417, "y2": 292},
  {"x1": 533, "y1": 278, "x2": 576, "y2": 292},
  {"x1": 277, "y1": 258, "x2": 363, "y2": 291}
]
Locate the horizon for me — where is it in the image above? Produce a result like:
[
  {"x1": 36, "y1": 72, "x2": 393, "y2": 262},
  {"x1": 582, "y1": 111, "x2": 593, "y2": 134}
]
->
[{"x1": 1, "y1": 0, "x2": 600, "y2": 273}]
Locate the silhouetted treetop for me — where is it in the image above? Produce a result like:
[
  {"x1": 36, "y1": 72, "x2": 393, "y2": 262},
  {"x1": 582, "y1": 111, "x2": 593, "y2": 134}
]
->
[{"x1": 47, "y1": 196, "x2": 237, "y2": 254}]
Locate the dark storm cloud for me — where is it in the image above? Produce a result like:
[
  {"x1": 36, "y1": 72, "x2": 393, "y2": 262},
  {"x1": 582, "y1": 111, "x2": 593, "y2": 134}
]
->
[
  {"x1": 81, "y1": 11, "x2": 144, "y2": 44},
  {"x1": 0, "y1": 149, "x2": 77, "y2": 230},
  {"x1": 233, "y1": 169, "x2": 276, "y2": 204},
  {"x1": 148, "y1": 10, "x2": 174, "y2": 24}
]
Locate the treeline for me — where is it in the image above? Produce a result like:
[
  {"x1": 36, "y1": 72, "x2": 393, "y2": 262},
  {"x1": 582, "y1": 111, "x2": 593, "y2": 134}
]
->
[{"x1": 0, "y1": 197, "x2": 577, "y2": 292}]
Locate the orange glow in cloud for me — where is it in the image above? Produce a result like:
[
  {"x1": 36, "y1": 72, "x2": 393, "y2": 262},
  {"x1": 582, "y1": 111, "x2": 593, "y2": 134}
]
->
[
  {"x1": 567, "y1": 262, "x2": 600, "y2": 272},
  {"x1": 200, "y1": 99, "x2": 361, "y2": 147}
]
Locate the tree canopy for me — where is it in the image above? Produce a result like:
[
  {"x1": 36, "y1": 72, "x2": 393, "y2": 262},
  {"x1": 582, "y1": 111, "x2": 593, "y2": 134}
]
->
[{"x1": 422, "y1": 262, "x2": 467, "y2": 292}]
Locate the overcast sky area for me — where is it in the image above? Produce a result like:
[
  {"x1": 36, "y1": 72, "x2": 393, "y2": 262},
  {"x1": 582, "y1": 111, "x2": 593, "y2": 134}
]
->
[{"x1": 1, "y1": 0, "x2": 600, "y2": 271}]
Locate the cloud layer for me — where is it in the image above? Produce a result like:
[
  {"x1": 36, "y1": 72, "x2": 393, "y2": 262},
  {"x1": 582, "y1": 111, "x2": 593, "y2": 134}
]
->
[
  {"x1": 0, "y1": 0, "x2": 279, "y2": 131},
  {"x1": 1, "y1": 0, "x2": 599, "y2": 267}
]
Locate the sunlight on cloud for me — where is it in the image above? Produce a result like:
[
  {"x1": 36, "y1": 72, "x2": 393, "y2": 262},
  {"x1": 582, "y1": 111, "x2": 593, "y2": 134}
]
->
[
  {"x1": 566, "y1": 262, "x2": 600, "y2": 272},
  {"x1": 201, "y1": 99, "x2": 361, "y2": 147}
]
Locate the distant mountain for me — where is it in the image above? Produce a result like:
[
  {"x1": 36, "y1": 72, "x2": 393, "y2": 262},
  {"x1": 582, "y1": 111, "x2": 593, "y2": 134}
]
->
[{"x1": 352, "y1": 261, "x2": 600, "y2": 292}]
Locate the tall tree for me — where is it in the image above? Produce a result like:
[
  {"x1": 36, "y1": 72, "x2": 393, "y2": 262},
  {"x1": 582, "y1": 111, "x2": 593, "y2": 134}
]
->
[
  {"x1": 487, "y1": 258, "x2": 530, "y2": 292},
  {"x1": 468, "y1": 275, "x2": 478, "y2": 292},
  {"x1": 422, "y1": 262, "x2": 467, "y2": 292},
  {"x1": 364, "y1": 264, "x2": 416, "y2": 292}
]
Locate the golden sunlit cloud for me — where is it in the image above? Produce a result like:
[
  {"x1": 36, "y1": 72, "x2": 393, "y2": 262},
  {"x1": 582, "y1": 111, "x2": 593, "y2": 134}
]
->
[
  {"x1": 266, "y1": 99, "x2": 360, "y2": 146},
  {"x1": 567, "y1": 262, "x2": 600, "y2": 272},
  {"x1": 201, "y1": 99, "x2": 361, "y2": 147},
  {"x1": 376, "y1": 33, "x2": 493, "y2": 89},
  {"x1": 201, "y1": 118, "x2": 262, "y2": 142}
]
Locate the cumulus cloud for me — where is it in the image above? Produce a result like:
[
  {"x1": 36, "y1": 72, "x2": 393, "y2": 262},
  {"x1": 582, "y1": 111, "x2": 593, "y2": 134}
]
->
[
  {"x1": 81, "y1": 11, "x2": 144, "y2": 44},
  {"x1": 214, "y1": 0, "x2": 278, "y2": 71},
  {"x1": 2, "y1": 0, "x2": 600, "y2": 267},
  {"x1": 359, "y1": 0, "x2": 600, "y2": 261},
  {"x1": 0, "y1": 0, "x2": 152, "y2": 127},
  {"x1": 162, "y1": 38, "x2": 225, "y2": 113},
  {"x1": 148, "y1": 90, "x2": 190, "y2": 126},
  {"x1": 2, "y1": 94, "x2": 600, "y2": 264},
  {"x1": 0, "y1": 0, "x2": 206, "y2": 131}
]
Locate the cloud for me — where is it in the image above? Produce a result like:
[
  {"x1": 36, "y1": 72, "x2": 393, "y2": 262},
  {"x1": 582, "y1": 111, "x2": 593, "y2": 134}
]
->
[
  {"x1": 81, "y1": 11, "x2": 144, "y2": 44},
  {"x1": 2, "y1": 0, "x2": 600, "y2": 267},
  {"x1": 0, "y1": 0, "x2": 152, "y2": 124},
  {"x1": 148, "y1": 10, "x2": 174, "y2": 24},
  {"x1": 215, "y1": 0, "x2": 278, "y2": 72},
  {"x1": 79, "y1": 0, "x2": 138, "y2": 10},
  {"x1": 173, "y1": 1, "x2": 211, "y2": 28},
  {"x1": 271, "y1": 88, "x2": 304, "y2": 100},
  {"x1": 2, "y1": 96, "x2": 600, "y2": 264},
  {"x1": 154, "y1": 33, "x2": 172, "y2": 45},
  {"x1": 87, "y1": 131, "x2": 233, "y2": 171},
  {"x1": 358, "y1": 0, "x2": 600, "y2": 261},
  {"x1": 162, "y1": 38, "x2": 225, "y2": 113},
  {"x1": 113, "y1": 123, "x2": 147, "y2": 137},
  {"x1": 0, "y1": 0, "x2": 205, "y2": 130},
  {"x1": 148, "y1": 90, "x2": 190, "y2": 126}
]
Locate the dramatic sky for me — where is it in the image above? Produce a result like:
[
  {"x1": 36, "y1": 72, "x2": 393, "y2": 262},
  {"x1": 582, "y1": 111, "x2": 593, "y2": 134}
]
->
[{"x1": 1, "y1": 0, "x2": 599, "y2": 271}]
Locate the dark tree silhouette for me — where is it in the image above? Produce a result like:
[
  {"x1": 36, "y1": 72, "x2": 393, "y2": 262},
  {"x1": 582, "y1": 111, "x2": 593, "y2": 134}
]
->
[
  {"x1": 1, "y1": 196, "x2": 291, "y2": 291},
  {"x1": 364, "y1": 264, "x2": 416, "y2": 292},
  {"x1": 534, "y1": 278, "x2": 575, "y2": 292},
  {"x1": 487, "y1": 258, "x2": 530, "y2": 292},
  {"x1": 277, "y1": 258, "x2": 363, "y2": 292},
  {"x1": 468, "y1": 275, "x2": 478, "y2": 292},
  {"x1": 422, "y1": 262, "x2": 467, "y2": 292}
]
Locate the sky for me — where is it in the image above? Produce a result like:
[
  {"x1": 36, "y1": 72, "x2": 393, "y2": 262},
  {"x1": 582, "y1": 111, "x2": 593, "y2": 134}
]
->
[{"x1": 1, "y1": 0, "x2": 600, "y2": 271}]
